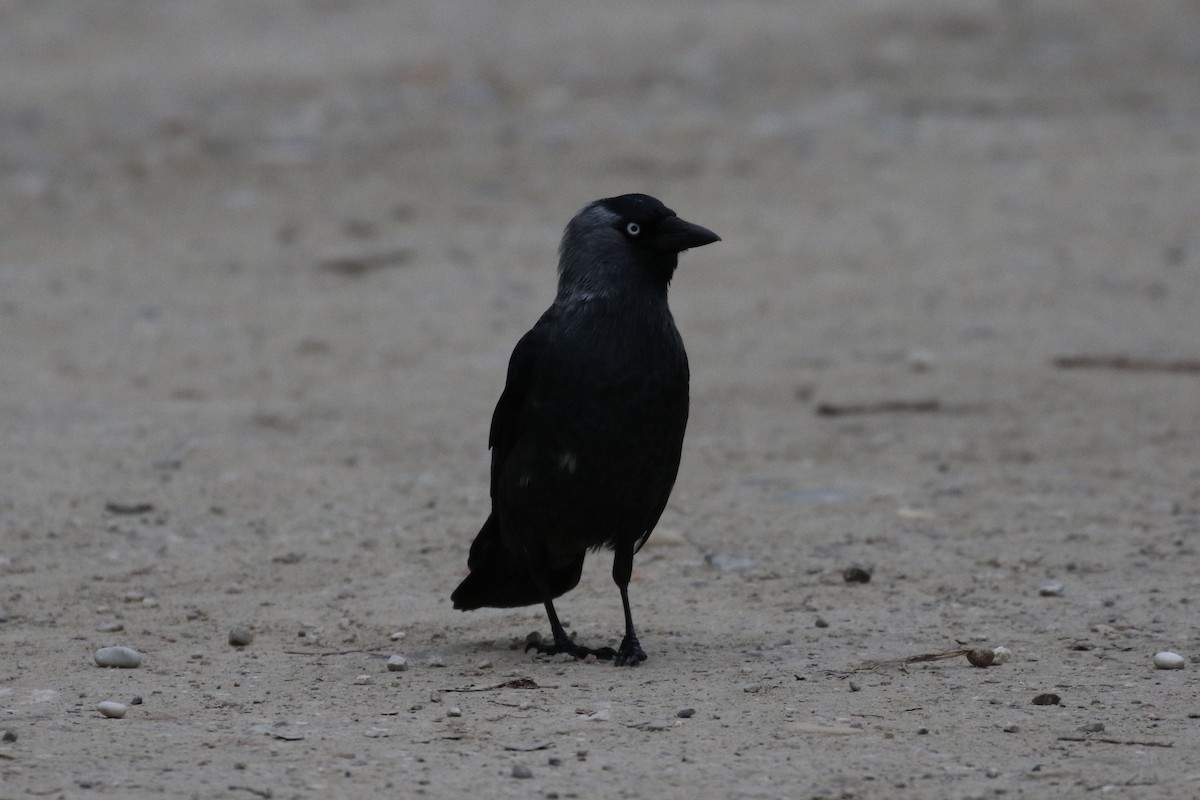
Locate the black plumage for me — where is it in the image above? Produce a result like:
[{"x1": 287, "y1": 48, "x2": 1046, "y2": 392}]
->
[{"x1": 451, "y1": 194, "x2": 719, "y2": 666}]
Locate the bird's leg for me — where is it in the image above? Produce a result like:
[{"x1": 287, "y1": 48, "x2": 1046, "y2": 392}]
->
[
  {"x1": 612, "y1": 542, "x2": 647, "y2": 666},
  {"x1": 524, "y1": 574, "x2": 616, "y2": 661}
]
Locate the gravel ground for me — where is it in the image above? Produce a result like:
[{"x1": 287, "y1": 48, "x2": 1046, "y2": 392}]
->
[{"x1": 2, "y1": 2, "x2": 1199, "y2": 798}]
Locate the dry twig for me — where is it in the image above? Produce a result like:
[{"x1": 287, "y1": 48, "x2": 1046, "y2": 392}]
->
[{"x1": 1052, "y1": 355, "x2": 1200, "y2": 374}]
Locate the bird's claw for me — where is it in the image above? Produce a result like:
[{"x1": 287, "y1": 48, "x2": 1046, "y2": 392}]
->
[
  {"x1": 614, "y1": 636, "x2": 647, "y2": 667},
  {"x1": 525, "y1": 639, "x2": 617, "y2": 661}
]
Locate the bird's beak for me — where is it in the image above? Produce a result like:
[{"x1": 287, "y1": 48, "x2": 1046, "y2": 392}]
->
[{"x1": 652, "y1": 215, "x2": 721, "y2": 253}]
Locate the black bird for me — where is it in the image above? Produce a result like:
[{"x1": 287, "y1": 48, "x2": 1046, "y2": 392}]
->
[{"x1": 451, "y1": 194, "x2": 719, "y2": 666}]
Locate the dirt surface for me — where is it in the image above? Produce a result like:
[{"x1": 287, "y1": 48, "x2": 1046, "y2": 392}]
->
[{"x1": 3, "y1": 2, "x2": 1200, "y2": 798}]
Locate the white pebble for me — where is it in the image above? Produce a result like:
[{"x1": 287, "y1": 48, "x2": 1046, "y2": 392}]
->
[
  {"x1": 93, "y1": 646, "x2": 143, "y2": 668},
  {"x1": 1153, "y1": 651, "x2": 1185, "y2": 670},
  {"x1": 1039, "y1": 582, "x2": 1065, "y2": 597},
  {"x1": 906, "y1": 348, "x2": 937, "y2": 372},
  {"x1": 389, "y1": 630, "x2": 407, "y2": 641},
  {"x1": 991, "y1": 646, "x2": 1012, "y2": 664},
  {"x1": 354, "y1": 674, "x2": 374, "y2": 685},
  {"x1": 447, "y1": 706, "x2": 462, "y2": 717},
  {"x1": 97, "y1": 701, "x2": 127, "y2": 719},
  {"x1": 228, "y1": 626, "x2": 255, "y2": 647},
  {"x1": 386, "y1": 655, "x2": 408, "y2": 672}
]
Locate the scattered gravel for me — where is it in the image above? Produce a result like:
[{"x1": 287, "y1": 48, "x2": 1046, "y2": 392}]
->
[{"x1": 93, "y1": 646, "x2": 143, "y2": 668}]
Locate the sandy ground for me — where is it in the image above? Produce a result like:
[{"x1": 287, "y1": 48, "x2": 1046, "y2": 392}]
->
[{"x1": 2, "y1": 1, "x2": 1200, "y2": 798}]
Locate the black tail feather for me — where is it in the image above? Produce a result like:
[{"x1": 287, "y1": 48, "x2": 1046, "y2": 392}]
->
[{"x1": 452, "y1": 513, "x2": 583, "y2": 610}]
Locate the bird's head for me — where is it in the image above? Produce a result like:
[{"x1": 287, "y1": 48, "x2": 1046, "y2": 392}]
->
[{"x1": 557, "y1": 194, "x2": 720, "y2": 300}]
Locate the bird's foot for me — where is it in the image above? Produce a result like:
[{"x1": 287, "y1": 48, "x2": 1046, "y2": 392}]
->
[
  {"x1": 614, "y1": 634, "x2": 647, "y2": 667},
  {"x1": 526, "y1": 636, "x2": 617, "y2": 662}
]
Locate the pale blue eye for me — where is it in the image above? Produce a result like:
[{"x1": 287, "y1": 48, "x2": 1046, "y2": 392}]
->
[{"x1": 625, "y1": 222, "x2": 641, "y2": 236}]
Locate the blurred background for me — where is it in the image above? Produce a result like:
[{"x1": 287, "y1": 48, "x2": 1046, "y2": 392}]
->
[{"x1": 3, "y1": 0, "x2": 1196, "y2": 514}]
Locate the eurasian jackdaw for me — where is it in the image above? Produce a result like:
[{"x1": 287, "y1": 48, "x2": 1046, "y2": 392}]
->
[{"x1": 451, "y1": 194, "x2": 719, "y2": 666}]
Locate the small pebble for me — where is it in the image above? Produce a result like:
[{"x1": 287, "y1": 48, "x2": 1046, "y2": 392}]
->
[
  {"x1": 97, "y1": 701, "x2": 127, "y2": 719},
  {"x1": 228, "y1": 626, "x2": 254, "y2": 647},
  {"x1": 848, "y1": 679, "x2": 862, "y2": 692},
  {"x1": 1078, "y1": 722, "x2": 1105, "y2": 732},
  {"x1": 814, "y1": 616, "x2": 829, "y2": 628},
  {"x1": 1154, "y1": 651, "x2": 1185, "y2": 670},
  {"x1": 389, "y1": 630, "x2": 407, "y2": 641},
  {"x1": 386, "y1": 655, "x2": 409, "y2": 672},
  {"x1": 706, "y1": 552, "x2": 757, "y2": 573},
  {"x1": 843, "y1": 565, "x2": 872, "y2": 584},
  {"x1": 512, "y1": 764, "x2": 533, "y2": 779},
  {"x1": 354, "y1": 675, "x2": 374, "y2": 685},
  {"x1": 476, "y1": 659, "x2": 493, "y2": 669},
  {"x1": 676, "y1": 708, "x2": 696, "y2": 718},
  {"x1": 916, "y1": 726, "x2": 929, "y2": 735},
  {"x1": 97, "y1": 621, "x2": 124, "y2": 633},
  {"x1": 2, "y1": 729, "x2": 17, "y2": 743},
  {"x1": 447, "y1": 706, "x2": 462, "y2": 718},
  {"x1": 1031, "y1": 693, "x2": 1061, "y2": 706},
  {"x1": 967, "y1": 649, "x2": 994, "y2": 668},
  {"x1": 425, "y1": 654, "x2": 445, "y2": 667},
  {"x1": 93, "y1": 646, "x2": 143, "y2": 668},
  {"x1": 130, "y1": 696, "x2": 143, "y2": 705},
  {"x1": 1002, "y1": 724, "x2": 1019, "y2": 733},
  {"x1": 1039, "y1": 582, "x2": 1065, "y2": 597},
  {"x1": 991, "y1": 646, "x2": 1012, "y2": 664},
  {"x1": 906, "y1": 349, "x2": 937, "y2": 372}
]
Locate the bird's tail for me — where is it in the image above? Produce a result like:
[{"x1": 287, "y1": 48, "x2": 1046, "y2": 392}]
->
[{"x1": 451, "y1": 512, "x2": 583, "y2": 610}]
